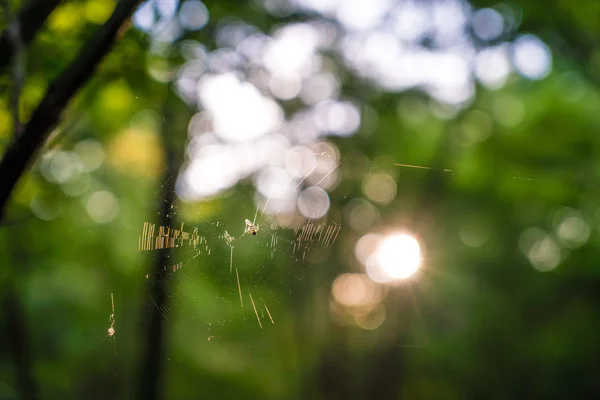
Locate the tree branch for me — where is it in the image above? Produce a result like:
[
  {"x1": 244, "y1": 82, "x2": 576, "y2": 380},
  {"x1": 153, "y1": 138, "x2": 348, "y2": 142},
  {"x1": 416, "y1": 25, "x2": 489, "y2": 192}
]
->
[
  {"x1": 0, "y1": 0, "x2": 62, "y2": 73},
  {"x1": 0, "y1": 0, "x2": 141, "y2": 222}
]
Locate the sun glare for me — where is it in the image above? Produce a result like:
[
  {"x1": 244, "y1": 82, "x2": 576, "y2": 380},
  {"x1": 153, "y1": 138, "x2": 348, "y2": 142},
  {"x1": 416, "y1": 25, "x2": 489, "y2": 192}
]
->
[{"x1": 375, "y1": 233, "x2": 421, "y2": 280}]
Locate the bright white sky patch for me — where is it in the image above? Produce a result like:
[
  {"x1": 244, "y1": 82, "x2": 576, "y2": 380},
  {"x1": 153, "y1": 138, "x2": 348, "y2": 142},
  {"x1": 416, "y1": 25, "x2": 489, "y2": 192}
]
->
[
  {"x1": 256, "y1": 166, "x2": 297, "y2": 199},
  {"x1": 269, "y1": 74, "x2": 302, "y2": 100},
  {"x1": 431, "y1": 0, "x2": 470, "y2": 45},
  {"x1": 512, "y1": 34, "x2": 552, "y2": 80},
  {"x1": 183, "y1": 146, "x2": 239, "y2": 197},
  {"x1": 472, "y1": 8, "x2": 504, "y2": 41},
  {"x1": 163, "y1": 0, "x2": 552, "y2": 204},
  {"x1": 336, "y1": 0, "x2": 394, "y2": 31},
  {"x1": 179, "y1": 0, "x2": 209, "y2": 31},
  {"x1": 391, "y1": 2, "x2": 430, "y2": 42},
  {"x1": 263, "y1": 24, "x2": 320, "y2": 78},
  {"x1": 198, "y1": 73, "x2": 283, "y2": 142},
  {"x1": 153, "y1": 0, "x2": 178, "y2": 19},
  {"x1": 133, "y1": 1, "x2": 155, "y2": 31},
  {"x1": 300, "y1": 73, "x2": 339, "y2": 104},
  {"x1": 313, "y1": 101, "x2": 361, "y2": 136},
  {"x1": 475, "y1": 45, "x2": 512, "y2": 89}
]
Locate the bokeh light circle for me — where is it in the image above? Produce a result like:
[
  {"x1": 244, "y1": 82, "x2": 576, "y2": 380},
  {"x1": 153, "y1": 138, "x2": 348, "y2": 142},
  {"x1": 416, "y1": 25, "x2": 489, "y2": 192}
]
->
[{"x1": 375, "y1": 233, "x2": 421, "y2": 280}]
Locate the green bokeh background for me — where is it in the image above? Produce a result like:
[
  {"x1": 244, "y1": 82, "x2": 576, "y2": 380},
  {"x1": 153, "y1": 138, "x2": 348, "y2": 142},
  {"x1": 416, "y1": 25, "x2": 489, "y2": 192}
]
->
[{"x1": 2, "y1": 0, "x2": 600, "y2": 398}]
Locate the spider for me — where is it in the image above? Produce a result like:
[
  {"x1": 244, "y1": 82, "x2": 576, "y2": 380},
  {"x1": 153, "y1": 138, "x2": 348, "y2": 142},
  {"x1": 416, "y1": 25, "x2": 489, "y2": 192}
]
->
[
  {"x1": 107, "y1": 293, "x2": 115, "y2": 337},
  {"x1": 106, "y1": 315, "x2": 115, "y2": 337},
  {"x1": 245, "y1": 219, "x2": 259, "y2": 236}
]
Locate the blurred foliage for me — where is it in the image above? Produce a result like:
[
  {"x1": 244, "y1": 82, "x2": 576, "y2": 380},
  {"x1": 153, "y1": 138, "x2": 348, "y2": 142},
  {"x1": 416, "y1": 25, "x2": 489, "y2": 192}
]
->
[{"x1": 2, "y1": 0, "x2": 600, "y2": 399}]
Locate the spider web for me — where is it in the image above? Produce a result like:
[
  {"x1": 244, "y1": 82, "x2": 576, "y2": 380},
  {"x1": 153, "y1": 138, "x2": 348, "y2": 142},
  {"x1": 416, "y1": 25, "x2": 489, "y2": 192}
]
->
[
  {"x1": 137, "y1": 158, "x2": 342, "y2": 340},
  {"x1": 133, "y1": 143, "x2": 466, "y2": 341}
]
